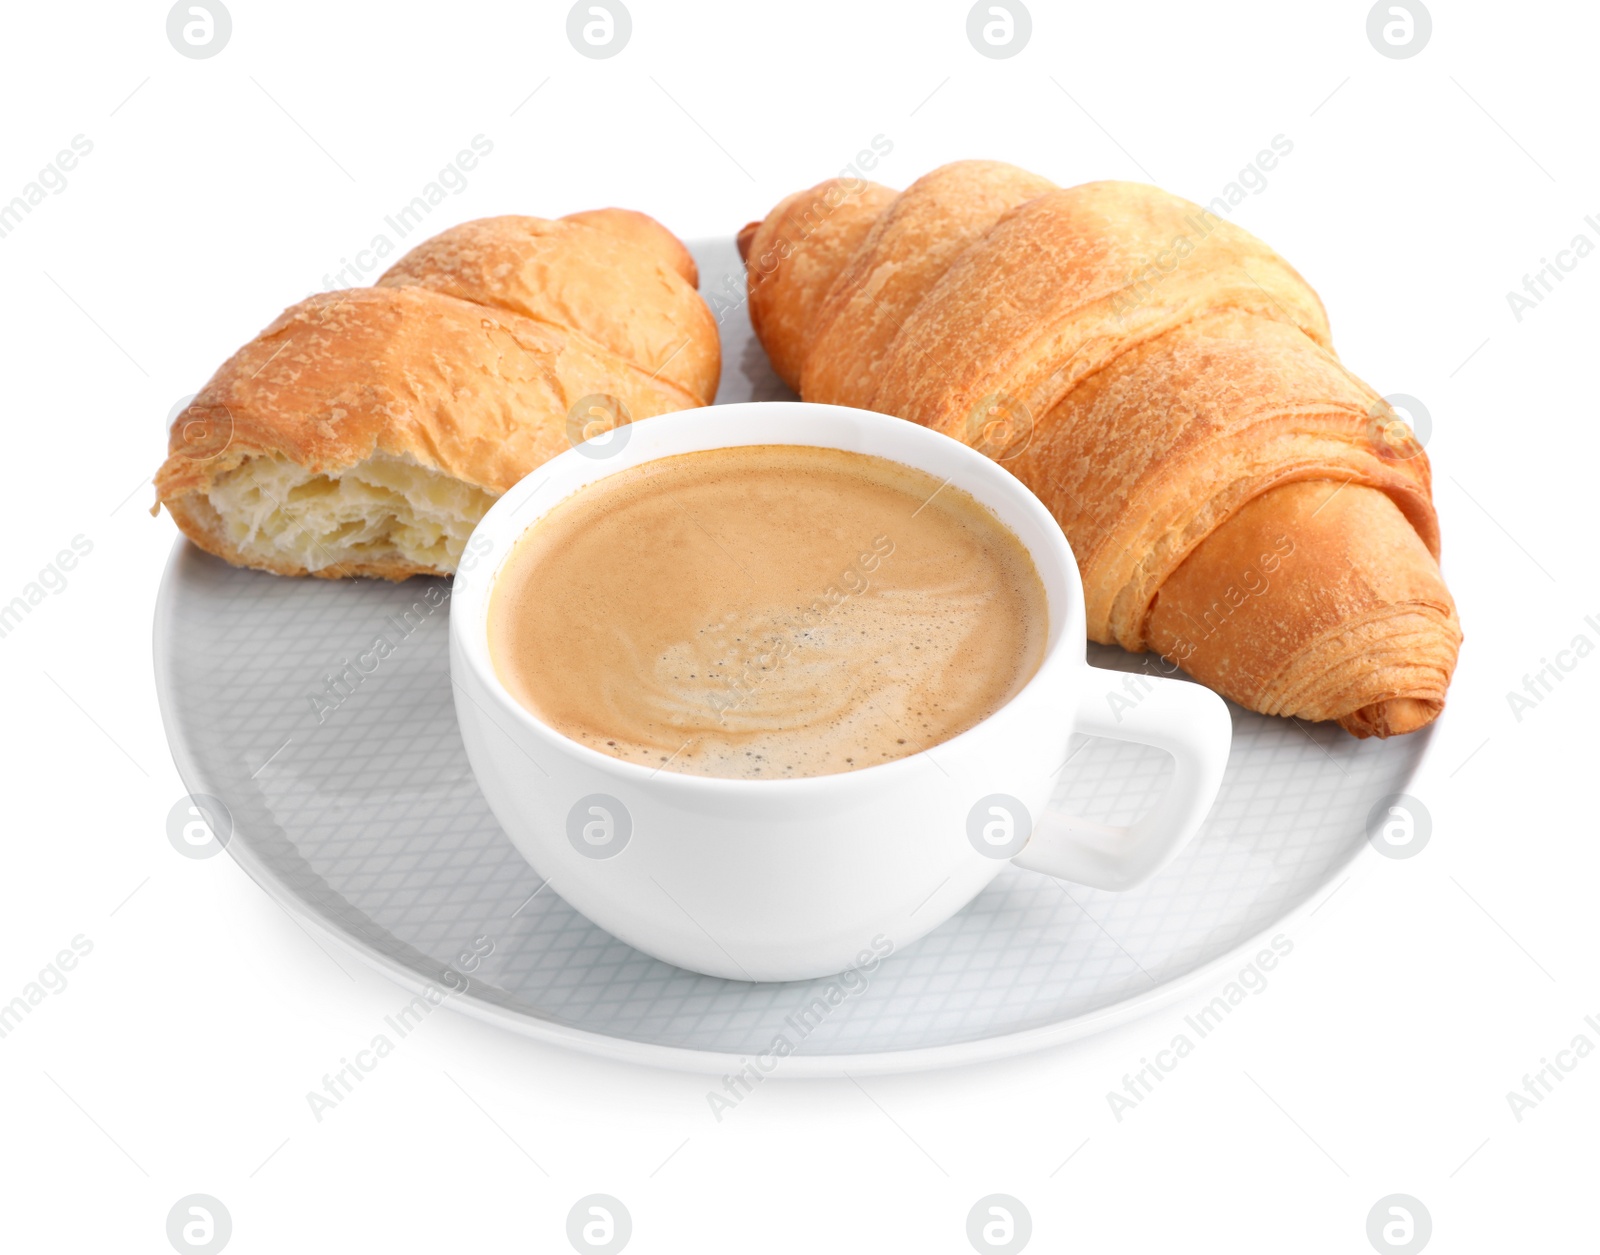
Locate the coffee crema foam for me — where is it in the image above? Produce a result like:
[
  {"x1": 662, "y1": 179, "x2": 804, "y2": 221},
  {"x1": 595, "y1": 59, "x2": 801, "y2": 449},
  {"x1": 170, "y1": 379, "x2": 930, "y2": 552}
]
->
[{"x1": 487, "y1": 445, "x2": 1048, "y2": 779}]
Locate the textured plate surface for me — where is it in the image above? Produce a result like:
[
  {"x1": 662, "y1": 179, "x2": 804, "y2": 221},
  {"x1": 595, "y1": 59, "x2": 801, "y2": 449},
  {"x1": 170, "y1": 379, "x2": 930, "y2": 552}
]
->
[{"x1": 152, "y1": 238, "x2": 1429, "y2": 1074}]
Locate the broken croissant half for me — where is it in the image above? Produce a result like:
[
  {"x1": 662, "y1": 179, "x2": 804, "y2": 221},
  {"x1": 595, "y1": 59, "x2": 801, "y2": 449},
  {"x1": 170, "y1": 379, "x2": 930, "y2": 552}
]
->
[{"x1": 154, "y1": 209, "x2": 718, "y2": 579}]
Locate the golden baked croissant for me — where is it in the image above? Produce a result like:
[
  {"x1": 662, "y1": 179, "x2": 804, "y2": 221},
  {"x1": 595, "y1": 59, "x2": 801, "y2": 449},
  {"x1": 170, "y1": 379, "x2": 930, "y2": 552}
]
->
[
  {"x1": 155, "y1": 210, "x2": 717, "y2": 580},
  {"x1": 739, "y1": 161, "x2": 1460, "y2": 737}
]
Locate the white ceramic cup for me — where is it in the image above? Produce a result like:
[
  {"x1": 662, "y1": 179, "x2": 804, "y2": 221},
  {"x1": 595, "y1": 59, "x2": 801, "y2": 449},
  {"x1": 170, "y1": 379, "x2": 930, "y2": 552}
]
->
[{"x1": 450, "y1": 402, "x2": 1232, "y2": 982}]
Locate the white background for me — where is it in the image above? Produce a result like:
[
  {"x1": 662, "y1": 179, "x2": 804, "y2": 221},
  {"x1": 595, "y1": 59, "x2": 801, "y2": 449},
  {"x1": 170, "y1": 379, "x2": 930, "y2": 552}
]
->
[{"x1": 1, "y1": 1, "x2": 1594, "y2": 1251}]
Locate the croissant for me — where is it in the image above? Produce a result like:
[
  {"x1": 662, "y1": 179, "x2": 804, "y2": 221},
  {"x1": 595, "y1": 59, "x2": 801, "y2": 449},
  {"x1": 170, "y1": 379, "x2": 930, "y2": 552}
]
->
[
  {"x1": 155, "y1": 209, "x2": 718, "y2": 580},
  {"x1": 739, "y1": 161, "x2": 1460, "y2": 737}
]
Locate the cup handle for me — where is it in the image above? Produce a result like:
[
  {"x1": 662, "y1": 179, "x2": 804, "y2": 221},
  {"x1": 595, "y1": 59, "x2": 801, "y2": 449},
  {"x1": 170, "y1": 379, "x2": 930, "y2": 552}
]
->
[{"x1": 1011, "y1": 664, "x2": 1233, "y2": 891}]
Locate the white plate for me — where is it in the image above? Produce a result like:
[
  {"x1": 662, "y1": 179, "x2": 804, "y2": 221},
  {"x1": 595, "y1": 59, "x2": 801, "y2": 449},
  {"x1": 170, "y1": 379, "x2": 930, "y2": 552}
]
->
[{"x1": 152, "y1": 237, "x2": 1430, "y2": 1075}]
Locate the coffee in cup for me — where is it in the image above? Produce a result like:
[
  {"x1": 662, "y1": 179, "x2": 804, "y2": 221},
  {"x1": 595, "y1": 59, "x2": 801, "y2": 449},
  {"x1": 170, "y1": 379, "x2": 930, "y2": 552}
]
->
[{"x1": 487, "y1": 444, "x2": 1048, "y2": 779}]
